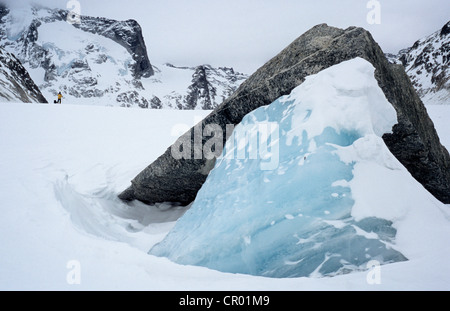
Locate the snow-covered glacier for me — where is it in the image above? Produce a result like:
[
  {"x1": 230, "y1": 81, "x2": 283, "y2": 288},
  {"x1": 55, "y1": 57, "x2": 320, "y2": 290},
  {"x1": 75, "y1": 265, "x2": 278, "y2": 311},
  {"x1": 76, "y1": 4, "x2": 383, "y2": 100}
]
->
[{"x1": 149, "y1": 58, "x2": 410, "y2": 278}]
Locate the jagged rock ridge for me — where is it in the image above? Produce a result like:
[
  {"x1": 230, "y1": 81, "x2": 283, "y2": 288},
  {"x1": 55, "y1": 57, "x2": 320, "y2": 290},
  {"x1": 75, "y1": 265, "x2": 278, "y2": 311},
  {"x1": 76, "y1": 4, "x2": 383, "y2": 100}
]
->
[
  {"x1": 73, "y1": 15, "x2": 153, "y2": 79},
  {"x1": 158, "y1": 64, "x2": 248, "y2": 110},
  {"x1": 387, "y1": 20, "x2": 449, "y2": 105},
  {"x1": 0, "y1": 47, "x2": 47, "y2": 103},
  {"x1": 119, "y1": 23, "x2": 450, "y2": 205}
]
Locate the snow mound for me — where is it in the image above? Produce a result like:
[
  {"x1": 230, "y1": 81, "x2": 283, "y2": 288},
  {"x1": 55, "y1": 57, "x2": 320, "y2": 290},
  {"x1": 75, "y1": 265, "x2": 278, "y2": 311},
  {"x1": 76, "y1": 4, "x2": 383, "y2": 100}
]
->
[{"x1": 149, "y1": 58, "x2": 443, "y2": 278}]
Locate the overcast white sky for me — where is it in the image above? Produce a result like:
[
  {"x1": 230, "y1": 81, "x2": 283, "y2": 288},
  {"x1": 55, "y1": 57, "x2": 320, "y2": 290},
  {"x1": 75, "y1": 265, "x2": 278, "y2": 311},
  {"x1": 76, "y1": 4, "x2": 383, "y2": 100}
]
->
[{"x1": 3, "y1": 0, "x2": 450, "y2": 73}]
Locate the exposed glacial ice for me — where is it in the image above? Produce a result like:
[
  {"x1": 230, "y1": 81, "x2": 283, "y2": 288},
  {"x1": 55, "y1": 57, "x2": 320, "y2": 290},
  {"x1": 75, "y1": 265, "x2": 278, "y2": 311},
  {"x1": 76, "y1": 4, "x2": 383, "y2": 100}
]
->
[{"x1": 149, "y1": 58, "x2": 412, "y2": 278}]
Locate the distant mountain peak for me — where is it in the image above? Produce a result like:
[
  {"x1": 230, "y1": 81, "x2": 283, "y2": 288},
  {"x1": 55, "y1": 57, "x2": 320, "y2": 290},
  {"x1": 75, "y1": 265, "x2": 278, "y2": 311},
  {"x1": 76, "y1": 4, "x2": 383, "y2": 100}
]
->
[
  {"x1": 387, "y1": 20, "x2": 449, "y2": 105},
  {"x1": 440, "y1": 21, "x2": 450, "y2": 37}
]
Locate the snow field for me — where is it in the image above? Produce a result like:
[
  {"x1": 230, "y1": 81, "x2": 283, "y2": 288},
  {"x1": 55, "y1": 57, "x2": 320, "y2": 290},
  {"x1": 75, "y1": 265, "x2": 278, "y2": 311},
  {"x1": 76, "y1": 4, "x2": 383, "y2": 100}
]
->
[{"x1": 0, "y1": 95, "x2": 449, "y2": 290}]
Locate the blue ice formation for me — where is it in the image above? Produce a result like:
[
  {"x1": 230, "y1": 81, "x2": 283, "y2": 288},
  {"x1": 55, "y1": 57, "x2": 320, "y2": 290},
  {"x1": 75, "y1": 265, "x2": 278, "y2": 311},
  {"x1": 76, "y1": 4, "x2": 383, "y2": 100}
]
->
[{"x1": 149, "y1": 58, "x2": 407, "y2": 278}]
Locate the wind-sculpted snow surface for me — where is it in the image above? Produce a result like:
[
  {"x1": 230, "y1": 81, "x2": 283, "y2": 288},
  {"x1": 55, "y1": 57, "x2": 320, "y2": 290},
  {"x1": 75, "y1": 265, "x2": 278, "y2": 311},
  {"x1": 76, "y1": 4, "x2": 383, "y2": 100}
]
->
[{"x1": 150, "y1": 58, "x2": 409, "y2": 278}]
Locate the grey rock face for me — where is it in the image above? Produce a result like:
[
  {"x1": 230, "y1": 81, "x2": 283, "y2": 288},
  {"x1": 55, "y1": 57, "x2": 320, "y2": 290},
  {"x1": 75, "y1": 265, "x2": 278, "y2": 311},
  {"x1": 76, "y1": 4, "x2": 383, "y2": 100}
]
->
[
  {"x1": 72, "y1": 15, "x2": 154, "y2": 79},
  {"x1": 185, "y1": 65, "x2": 215, "y2": 110},
  {"x1": 116, "y1": 90, "x2": 150, "y2": 108},
  {"x1": 119, "y1": 24, "x2": 450, "y2": 205},
  {"x1": 0, "y1": 47, "x2": 47, "y2": 103},
  {"x1": 159, "y1": 63, "x2": 248, "y2": 110},
  {"x1": 149, "y1": 96, "x2": 162, "y2": 109}
]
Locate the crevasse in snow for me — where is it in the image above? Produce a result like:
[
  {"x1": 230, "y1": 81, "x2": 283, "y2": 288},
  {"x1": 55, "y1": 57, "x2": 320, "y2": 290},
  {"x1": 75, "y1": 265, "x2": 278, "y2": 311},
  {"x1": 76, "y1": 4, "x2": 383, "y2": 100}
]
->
[{"x1": 149, "y1": 58, "x2": 408, "y2": 278}]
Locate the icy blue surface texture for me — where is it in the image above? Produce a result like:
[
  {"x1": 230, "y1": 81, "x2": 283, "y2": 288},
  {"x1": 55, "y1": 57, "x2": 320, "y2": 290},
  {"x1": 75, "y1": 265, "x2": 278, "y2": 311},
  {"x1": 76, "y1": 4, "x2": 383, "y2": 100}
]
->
[{"x1": 150, "y1": 58, "x2": 407, "y2": 278}]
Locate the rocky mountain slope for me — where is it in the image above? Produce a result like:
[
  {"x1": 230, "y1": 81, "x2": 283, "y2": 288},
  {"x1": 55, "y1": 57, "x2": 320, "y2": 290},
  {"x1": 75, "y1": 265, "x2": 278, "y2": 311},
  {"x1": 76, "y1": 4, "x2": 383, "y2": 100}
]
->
[
  {"x1": 0, "y1": 47, "x2": 47, "y2": 103},
  {"x1": 119, "y1": 23, "x2": 450, "y2": 205},
  {"x1": 0, "y1": 4, "x2": 247, "y2": 109},
  {"x1": 387, "y1": 21, "x2": 449, "y2": 105},
  {"x1": 145, "y1": 63, "x2": 247, "y2": 110}
]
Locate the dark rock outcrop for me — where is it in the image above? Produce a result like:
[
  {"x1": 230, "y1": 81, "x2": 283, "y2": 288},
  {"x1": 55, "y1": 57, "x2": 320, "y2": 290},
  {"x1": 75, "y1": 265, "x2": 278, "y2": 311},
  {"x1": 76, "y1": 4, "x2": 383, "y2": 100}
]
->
[
  {"x1": 73, "y1": 15, "x2": 153, "y2": 79},
  {"x1": 441, "y1": 21, "x2": 450, "y2": 37},
  {"x1": 149, "y1": 96, "x2": 162, "y2": 109},
  {"x1": 0, "y1": 47, "x2": 47, "y2": 103},
  {"x1": 116, "y1": 90, "x2": 149, "y2": 108},
  {"x1": 119, "y1": 24, "x2": 450, "y2": 205},
  {"x1": 160, "y1": 63, "x2": 248, "y2": 110},
  {"x1": 185, "y1": 65, "x2": 215, "y2": 110}
]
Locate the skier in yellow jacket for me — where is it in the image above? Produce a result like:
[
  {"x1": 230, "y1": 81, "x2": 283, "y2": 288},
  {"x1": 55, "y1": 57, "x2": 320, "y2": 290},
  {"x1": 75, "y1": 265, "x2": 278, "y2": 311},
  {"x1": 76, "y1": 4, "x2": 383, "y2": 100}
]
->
[{"x1": 57, "y1": 92, "x2": 63, "y2": 104}]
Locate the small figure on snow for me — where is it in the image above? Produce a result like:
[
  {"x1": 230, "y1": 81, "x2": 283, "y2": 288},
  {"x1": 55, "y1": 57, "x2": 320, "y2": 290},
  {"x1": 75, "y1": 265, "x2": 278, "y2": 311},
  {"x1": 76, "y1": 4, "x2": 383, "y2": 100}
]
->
[{"x1": 57, "y1": 92, "x2": 63, "y2": 104}]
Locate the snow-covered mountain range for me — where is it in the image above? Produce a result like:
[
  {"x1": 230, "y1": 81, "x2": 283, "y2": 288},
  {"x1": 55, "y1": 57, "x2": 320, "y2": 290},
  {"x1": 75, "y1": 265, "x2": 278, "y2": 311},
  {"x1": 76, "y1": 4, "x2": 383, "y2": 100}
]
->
[
  {"x1": 0, "y1": 4, "x2": 247, "y2": 108},
  {"x1": 0, "y1": 3, "x2": 446, "y2": 108},
  {"x1": 386, "y1": 21, "x2": 449, "y2": 105}
]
